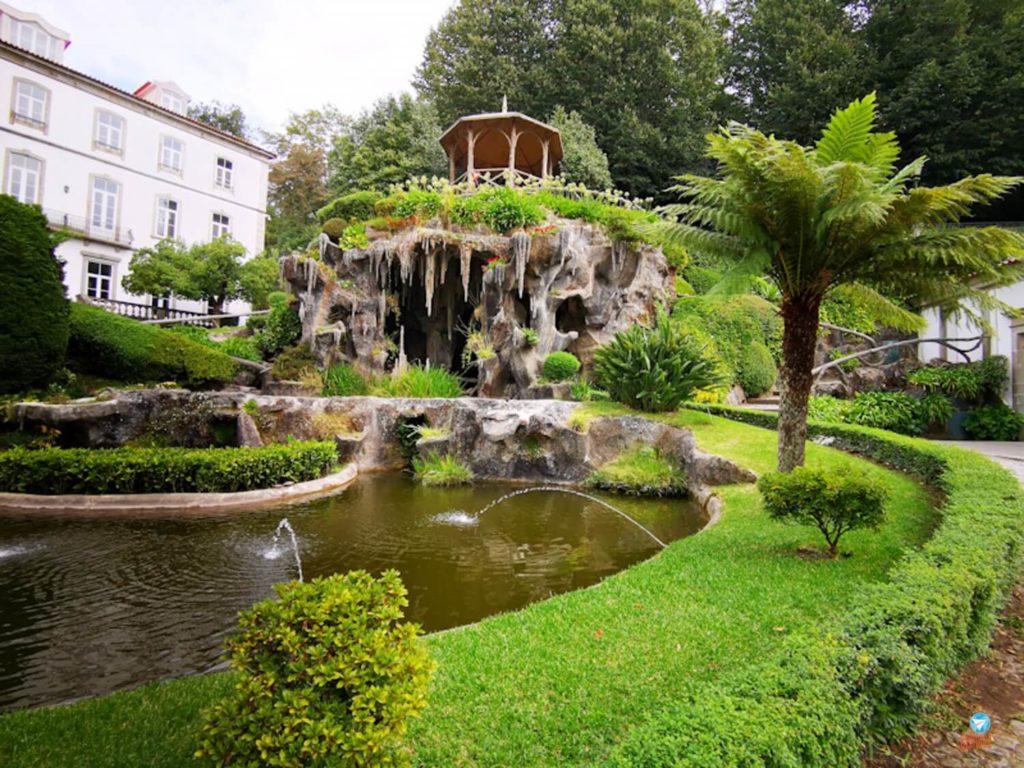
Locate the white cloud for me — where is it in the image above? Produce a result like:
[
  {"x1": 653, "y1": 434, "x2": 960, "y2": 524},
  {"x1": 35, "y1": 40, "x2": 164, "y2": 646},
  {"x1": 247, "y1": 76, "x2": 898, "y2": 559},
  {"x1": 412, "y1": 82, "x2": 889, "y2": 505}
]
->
[{"x1": 25, "y1": 0, "x2": 455, "y2": 135}]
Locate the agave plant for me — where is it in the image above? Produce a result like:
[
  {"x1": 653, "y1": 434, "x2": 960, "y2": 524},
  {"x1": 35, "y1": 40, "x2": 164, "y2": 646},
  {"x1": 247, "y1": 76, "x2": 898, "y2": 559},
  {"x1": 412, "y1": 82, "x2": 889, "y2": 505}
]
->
[
  {"x1": 654, "y1": 93, "x2": 1024, "y2": 470},
  {"x1": 592, "y1": 309, "x2": 721, "y2": 412}
]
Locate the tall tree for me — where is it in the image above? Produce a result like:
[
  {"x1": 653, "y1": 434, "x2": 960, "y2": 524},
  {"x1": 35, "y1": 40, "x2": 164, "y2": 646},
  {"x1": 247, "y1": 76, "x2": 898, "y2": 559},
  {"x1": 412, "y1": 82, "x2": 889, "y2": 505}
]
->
[
  {"x1": 415, "y1": 0, "x2": 725, "y2": 199},
  {"x1": 187, "y1": 101, "x2": 250, "y2": 140},
  {"x1": 724, "y1": 0, "x2": 870, "y2": 143},
  {"x1": 865, "y1": 0, "x2": 1024, "y2": 220},
  {"x1": 549, "y1": 106, "x2": 613, "y2": 189},
  {"x1": 656, "y1": 94, "x2": 1024, "y2": 471},
  {"x1": 327, "y1": 94, "x2": 447, "y2": 195}
]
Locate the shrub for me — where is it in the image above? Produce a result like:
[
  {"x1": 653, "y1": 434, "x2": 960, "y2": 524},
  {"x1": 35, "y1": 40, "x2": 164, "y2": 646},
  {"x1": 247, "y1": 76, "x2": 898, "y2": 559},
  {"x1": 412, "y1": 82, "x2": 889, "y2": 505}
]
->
[
  {"x1": 737, "y1": 341, "x2": 777, "y2": 397},
  {"x1": 0, "y1": 195, "x2": 69, "y2": 393},
  {"x1": 917, "y1": 392, "x2": 954, "y2": 431},
  {"x1": 521, "y1": 327, "x2": 539, "y2": 347},
  {"x1": 542, "y1": 351, "x2": 581, "y2": 382},
  {"x1": 451, "y1": 187, "x2": 545, "y2": 233},
  {"x1": 316, "y1": 190, "x2": 381, "y2": 223},
  {"x1": 0, "y1": 442, "x2": 336, "y2": 494},
  {"x1": 672, "y1": 295, "x2": 783, "y2": 380},
  {"x1": 807, "y1": 395, "x2": 854, "y2": 423},
  {"x1": 846, "y1": 391, "x2": 924, "y2": 436},
  {"x1": 322, "y1": 362, "x2": 369, "y2": 397},
  {"x1": 322, "y1": 217, "x2": 346, "y2": 241},
  {"x1": 587, "y1": 445, "x2": 686, "y2": 496},
  {"x1": 196, "y1": 570, "x2": 433, "y2": 768},
  {"x1": 339, "y1": 223, "x2": 370, "y2": 250},
  {"x1": 68, "y1": 303, "x2": 237, "y2": 388},
  {"x1": 371, "y1": 365, "x2": 463, "y2": 398},
  {"x1": 679, "y1": 265, "x2": 721, "y2": 295},
  {"x1": 256, "y1": 298, "x2": 302, "y2": 360},
  {"x1": 270, "y1": 343, "x2": 317, "y2": 381},
  {"x1": 532, "y1": 191, "x2": 606, "y2": 223},
  {"x1": 170, "y1": 326, "x2": 261, "y2": 362},
  {"x1": 963, "y1": 403, "x2": 1024, "y2": 440},
  {"x1": 412, "y1": 451, "x2": 473, "y2": 486},
  {"x1": 569, "y1": 379, "x2": 609, "y2": 402},
  {"x1": 593, "y1": 310, "x2": 720, "y2": 412},
  {"x1": 757, "y1": 467, "x2": 888, "y2": 557},
  {"x1": 598, "y1": 206, "x2": 653, "y2": 245},
  {"x1": 907, "y1": 356, "x2": 1009, "y2": 404}
]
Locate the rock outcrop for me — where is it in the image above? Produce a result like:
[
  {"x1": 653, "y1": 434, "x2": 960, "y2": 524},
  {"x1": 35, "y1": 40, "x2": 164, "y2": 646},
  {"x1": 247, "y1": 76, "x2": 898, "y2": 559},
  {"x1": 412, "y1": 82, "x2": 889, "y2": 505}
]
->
[{"x1": 281, "y1": 219, "x2": 673, "y2": 397}]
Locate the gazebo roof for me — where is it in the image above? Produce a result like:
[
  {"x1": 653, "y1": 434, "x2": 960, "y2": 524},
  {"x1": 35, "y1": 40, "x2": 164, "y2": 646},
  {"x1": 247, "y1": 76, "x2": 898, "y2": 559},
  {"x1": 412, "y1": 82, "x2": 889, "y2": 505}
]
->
[{"x1": 439, "y1": 111, "x2": 563, "y2": 160}]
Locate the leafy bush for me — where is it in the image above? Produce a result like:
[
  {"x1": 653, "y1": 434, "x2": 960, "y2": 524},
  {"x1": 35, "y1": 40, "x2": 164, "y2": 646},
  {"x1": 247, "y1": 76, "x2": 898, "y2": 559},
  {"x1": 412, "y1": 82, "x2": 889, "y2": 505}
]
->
[
  {"x1": 532, "y1": 191, "x2": 606, "y2": 223},
  {"x1": 917, "y1": 392, "x2": 954, "y2": 431},
  {"x1": 593, "y1": 310, "x2": 720, "y2": 412},
  {"x1": 196, "y1": 570, "x2": 433, "y2": 768},
  {"x1": 169, "y1": 326, "x2": 261, "y2": 362},
  {"x1": 845, "y1": 391, "x2": 924, "y2": 436},
  {"x1": 322, "y1": 217, "x2": 346, "y2": 241},
  {"x1": 521, "y1": 327, "x2": 539, "y2": 347},
  {"x1": 598, "y1": 206, "x2": 654, "y2": 245},
  {"x1": 339, "y1": 223, "x2": 370, "y2": 250},
  {"x1": 963, "y1": 403, "x2": 1024, "y2": 440},
  {"x1": 0, "y1": 195, "x2": 69, "y2": 393},
  {"x1": 587, "y1": 445, "x2": 686, "y2": 496},
  {"x1": 569, "y1": 379, "x2": 609, "y2": 402},
  {"x1": 270, "y1": 343, "x2": 317, "y2": 381},
  {"x1": 907, "y1": 356, "x2": 1009, "y2": 403},
  {"x1": 672, "y1": 295, "x2": 783, "y2": 381},
  {"x1": 316, "y1": 190, "x2": 381, "y2": 224},
  {"x1": 256, "y1": 298, "x2": 302, "y2": 360},
  {"x1": 68, "y1": 303, "x2": 236, "y2": 388},
  {"x1": 679, "y1": 265, "x2": 722, "y2": 295},
  {"x1": 0, "y1": 442, "x2": 336, "y2": 494},
  {"x1": 412, "y1": 451, "x2": 473, "y2": 486},
  {"x1": 758, "y1": 467, "x2": 888, "y2": 557},
  {"x1": 450, "y1": 188, "x2": 544, "y2": 233},
  {"x1": 371, "y1": 365, "x2": 463, "y2": 398},
  {"x1": 737, "y1": 341, "x2": 777, "y2": 397},
  {"x1": 542, "y1": 351, "x2": 581, "y2": 382},
  {"x1": 322, "y1": 362, "x2": 369, "y2": 397}
]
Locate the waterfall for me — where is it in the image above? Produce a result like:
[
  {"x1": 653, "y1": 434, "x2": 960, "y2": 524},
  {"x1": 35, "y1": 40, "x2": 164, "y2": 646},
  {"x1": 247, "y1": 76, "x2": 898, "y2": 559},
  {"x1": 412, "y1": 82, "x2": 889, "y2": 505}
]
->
[{"x1": 511, "y1": 231, "x2": 531, "y2": 299}]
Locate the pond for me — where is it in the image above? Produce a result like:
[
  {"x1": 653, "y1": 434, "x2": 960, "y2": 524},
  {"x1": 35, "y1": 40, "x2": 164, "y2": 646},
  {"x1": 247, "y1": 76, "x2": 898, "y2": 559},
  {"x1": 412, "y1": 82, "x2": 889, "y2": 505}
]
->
[{"x1": 0, "y1": 475, "x2": 706, "y2": 712}]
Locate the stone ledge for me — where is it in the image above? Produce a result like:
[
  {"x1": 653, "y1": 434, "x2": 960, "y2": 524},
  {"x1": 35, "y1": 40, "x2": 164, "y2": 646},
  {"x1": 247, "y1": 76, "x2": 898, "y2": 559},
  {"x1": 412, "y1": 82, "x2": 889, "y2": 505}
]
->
[{"x1": 0, "y1": 464, "x2": 357, "y2": 516}]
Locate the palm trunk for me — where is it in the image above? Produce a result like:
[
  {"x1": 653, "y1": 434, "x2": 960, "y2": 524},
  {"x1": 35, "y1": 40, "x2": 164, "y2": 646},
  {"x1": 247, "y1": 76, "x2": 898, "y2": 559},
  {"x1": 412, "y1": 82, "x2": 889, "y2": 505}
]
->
[{"x1": 777, "y1": 292, "x2": 823, "y2": 472}]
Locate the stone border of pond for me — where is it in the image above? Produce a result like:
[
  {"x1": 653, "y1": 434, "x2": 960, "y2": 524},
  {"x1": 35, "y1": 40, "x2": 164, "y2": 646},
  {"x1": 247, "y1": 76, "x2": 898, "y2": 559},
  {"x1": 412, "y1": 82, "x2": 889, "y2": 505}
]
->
[{"x1": 0, "y1": 463, "x2": 358, "y2": 516}]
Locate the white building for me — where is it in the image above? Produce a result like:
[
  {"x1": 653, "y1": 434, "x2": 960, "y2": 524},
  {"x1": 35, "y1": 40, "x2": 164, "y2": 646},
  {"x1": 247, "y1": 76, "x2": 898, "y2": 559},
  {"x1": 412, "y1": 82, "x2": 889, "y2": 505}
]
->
[{"x1": 0, "y1": 2, "x2": 273, "y2": 318}]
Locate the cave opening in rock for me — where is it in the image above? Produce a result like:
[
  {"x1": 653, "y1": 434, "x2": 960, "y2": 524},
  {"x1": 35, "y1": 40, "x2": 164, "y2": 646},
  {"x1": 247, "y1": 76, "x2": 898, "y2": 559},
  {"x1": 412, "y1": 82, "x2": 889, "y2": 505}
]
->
[
  {"x1": 555, "y1": 295, "x2": 587, "y2": 356},
  {"x1": 383, "y1": 248, "x2": 487, "y2": 379}
]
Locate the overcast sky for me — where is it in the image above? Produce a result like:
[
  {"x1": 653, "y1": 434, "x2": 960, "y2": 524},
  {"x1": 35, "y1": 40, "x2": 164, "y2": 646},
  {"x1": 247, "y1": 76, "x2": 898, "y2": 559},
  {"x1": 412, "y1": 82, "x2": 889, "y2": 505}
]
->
[{"x1": 26, "y1": 0, "x2": 456, "y2": 137}]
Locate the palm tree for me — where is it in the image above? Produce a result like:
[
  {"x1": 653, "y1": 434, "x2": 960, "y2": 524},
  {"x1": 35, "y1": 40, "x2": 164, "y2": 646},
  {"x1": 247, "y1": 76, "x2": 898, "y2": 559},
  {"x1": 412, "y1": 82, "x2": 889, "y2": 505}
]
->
[{"x1": 656, "y1": 93, "x2": 1024, "y2": 471}]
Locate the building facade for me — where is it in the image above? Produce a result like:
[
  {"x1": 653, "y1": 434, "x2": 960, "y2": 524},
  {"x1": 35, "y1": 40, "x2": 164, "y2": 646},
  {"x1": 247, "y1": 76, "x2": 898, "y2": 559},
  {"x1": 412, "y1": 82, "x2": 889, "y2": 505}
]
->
[{"x1": 0, "y1": 2, "x2": 272, "y2": 317}]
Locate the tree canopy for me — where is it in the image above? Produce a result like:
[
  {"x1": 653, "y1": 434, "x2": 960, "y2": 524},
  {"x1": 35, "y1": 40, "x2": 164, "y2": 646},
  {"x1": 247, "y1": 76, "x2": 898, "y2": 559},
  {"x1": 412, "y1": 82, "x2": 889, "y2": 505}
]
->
[
  {"x1": 656, "y1": 94, "x2": 1024, "y2": 470},
  {"x1": 187, "y1": 101, "x2": 251, "y2": 140},
  {"x1": 548, "y1": 107, "x2": 612, "y2": 189}
]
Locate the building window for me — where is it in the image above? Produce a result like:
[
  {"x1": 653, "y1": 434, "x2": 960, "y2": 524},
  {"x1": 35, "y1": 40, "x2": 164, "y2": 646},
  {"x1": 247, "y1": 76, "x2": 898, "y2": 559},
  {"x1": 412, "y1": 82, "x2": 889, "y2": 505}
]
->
[
  {"x1": 155, "y1": 197, "x2": 179, "y2": 238},
  {"x1": 13, "y1": 20, "x2": 58, "y2": 60},
  {"x1": 94, "y1": 110, "x2": 124, "y2": 152},
  {"x1": 211, "y1": 212, "x2": 231, "y2": 239},
  {"x1": 160, "y1": 92, "x2": 184, "y2": 113},
  {"x1": 5, "y1": 152, "x2": 42, "y2": 204},
  {"x1": 11, "y1": 79, "x2": 48, "y2": 130},
  {"x1": 159, "y1": 136, "x2": 184, "y2": 173},
  {"x1": 215, "y1": 157, "x2": 233, "y2": 189},
  {"x1": 90, "y1": 178, "x2": 119, "y2": 233},
  {"x1": 85, "y1": 260, "x2": 114, "y2": 300}
]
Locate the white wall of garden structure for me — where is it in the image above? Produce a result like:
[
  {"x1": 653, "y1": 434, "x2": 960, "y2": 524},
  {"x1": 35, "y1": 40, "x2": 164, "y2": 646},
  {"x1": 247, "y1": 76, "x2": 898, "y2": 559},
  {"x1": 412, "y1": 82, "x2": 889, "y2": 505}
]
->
[{"x1": 0, "y1": 2, "x2": 273, "y2": 317}]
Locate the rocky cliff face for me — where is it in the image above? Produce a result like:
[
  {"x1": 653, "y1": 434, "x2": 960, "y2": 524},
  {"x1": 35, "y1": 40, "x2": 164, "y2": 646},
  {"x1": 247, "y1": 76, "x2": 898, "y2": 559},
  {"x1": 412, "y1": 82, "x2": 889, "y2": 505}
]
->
[{"x1": 281, "y1": 219, "x2": 673, "y2": 397}]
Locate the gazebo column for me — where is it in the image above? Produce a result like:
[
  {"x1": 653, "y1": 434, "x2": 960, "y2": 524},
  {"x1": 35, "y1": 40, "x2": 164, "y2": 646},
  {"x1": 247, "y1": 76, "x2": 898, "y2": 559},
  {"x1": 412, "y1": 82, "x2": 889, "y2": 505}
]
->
[
  {"x1": 541, "y1": 139, "x2": 550, "y2": 179},
  {"x1": 466, "y1": 129, "x2": 476, "y2": 187},
  {"x1": 448, "y1": 151, "x2": 455, "y2": 183},
  {"x1": 507, "y1": 126, "x2": 520, "y2": 186}
]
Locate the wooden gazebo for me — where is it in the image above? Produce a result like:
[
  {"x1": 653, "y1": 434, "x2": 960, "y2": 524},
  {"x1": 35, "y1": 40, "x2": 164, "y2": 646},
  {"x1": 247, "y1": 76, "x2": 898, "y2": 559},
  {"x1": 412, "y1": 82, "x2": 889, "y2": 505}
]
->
[{"x1": 439, "y1": 106, "x2": 563, "y2": 185}]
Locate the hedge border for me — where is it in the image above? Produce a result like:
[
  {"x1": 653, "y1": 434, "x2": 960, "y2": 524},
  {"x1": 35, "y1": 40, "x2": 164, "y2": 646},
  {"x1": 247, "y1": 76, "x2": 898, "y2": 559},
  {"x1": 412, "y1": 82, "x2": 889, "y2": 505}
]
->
[
  {"x1": 0, "y1": 442, "x2": 338, "y2": 495},
  {"x1": 610, "y1": 404, "x2": 1024, "y2": 766}
]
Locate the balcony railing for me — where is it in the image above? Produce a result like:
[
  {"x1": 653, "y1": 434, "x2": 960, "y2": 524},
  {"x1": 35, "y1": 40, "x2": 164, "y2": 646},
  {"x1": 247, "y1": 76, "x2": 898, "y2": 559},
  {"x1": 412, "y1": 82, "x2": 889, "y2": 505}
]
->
[
  {"x1": 86, "y1": 297, "x2": 218, "y2": 326},
  {"x1": 44, "y1": 209, "x2": 133, "y2": 247}
]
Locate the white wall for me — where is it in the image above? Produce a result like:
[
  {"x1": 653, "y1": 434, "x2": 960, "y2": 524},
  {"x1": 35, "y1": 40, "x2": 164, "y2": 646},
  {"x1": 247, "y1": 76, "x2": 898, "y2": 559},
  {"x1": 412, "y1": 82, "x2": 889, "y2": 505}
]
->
[{"x1": 0, "y1": 47, "x2": 270, "y2": 314}]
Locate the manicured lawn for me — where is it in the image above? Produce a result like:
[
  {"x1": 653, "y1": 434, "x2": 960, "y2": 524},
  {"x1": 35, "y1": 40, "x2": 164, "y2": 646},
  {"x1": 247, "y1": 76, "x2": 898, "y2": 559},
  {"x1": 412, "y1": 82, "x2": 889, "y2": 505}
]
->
[{"x1": 0, "y1": 409, "x2": 938, "y2": 767}]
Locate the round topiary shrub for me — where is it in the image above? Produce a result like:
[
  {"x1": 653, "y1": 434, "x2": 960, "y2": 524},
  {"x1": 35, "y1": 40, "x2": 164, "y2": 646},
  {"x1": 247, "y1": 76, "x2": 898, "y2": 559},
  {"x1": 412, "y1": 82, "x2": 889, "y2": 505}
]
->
[
  {"x1": 543, "y1": 351, "x2": 581, "y2": 382},
  {"x1": 322, "y1": 217, "x2": 346, "y2": 242},
  {"x1": 0, "y1": 195, "x2": 69, "y2": 393},
  {"x1": 196, "y1": 570, "x2": 434, "y2": 767},
  {"x1": 737, "y1": 341, "x2": 777, "y2": 397}
]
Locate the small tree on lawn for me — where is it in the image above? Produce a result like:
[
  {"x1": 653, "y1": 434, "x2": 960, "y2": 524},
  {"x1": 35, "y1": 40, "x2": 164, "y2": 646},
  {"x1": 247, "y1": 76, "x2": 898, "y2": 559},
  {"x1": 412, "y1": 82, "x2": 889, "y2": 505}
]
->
[{"x1": 655, "y1": 93, "x2": 1024, "y2": 471}]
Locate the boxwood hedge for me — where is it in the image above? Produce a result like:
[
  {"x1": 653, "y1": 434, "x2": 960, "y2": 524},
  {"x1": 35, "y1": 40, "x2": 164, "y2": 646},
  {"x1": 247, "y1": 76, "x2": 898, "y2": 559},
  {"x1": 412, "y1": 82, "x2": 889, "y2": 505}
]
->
[
  {"x1": 68, "y1": 303, "x2": 238, "y2": 389},
  {"x1": 614, "y1": 402, "x2": 1024, "y2": 765},
  {"x1": 0, "y1": 442, "x2": 337, "y2": 494}
]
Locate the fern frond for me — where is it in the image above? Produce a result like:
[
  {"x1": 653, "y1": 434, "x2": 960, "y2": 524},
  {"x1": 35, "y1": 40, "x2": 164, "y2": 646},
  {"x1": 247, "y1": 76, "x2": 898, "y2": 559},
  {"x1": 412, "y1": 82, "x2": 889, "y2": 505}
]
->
[
  {"x1": 829, "y1": 283, "x2": 924, "y2": 333},
  {"x1": 814, "y1": 92, "x2": 877, "y2": 165}
]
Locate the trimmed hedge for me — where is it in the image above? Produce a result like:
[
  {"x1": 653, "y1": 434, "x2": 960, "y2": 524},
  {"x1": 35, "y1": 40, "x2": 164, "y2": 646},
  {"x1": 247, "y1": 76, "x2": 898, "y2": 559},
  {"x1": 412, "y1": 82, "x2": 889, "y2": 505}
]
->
[
  {"x1": 68, "y1": 303, "x2": 237, "y2": 388},
  {"x1": 0, "y1": 442, "x2": 337, "y2": 494},
  {"x1": 624, "y1": 402, "x2": 1024, "y2": 763},
  {"x1": 316, "y1": 190, "x2": 381, "y2": 224}
]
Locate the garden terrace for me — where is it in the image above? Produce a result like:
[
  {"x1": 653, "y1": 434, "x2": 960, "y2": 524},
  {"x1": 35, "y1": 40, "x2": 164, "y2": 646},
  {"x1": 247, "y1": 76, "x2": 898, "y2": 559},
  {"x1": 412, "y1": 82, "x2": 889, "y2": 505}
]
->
[{"x1": 5, "y1": 408, "x2": 1014, "y2": 766}]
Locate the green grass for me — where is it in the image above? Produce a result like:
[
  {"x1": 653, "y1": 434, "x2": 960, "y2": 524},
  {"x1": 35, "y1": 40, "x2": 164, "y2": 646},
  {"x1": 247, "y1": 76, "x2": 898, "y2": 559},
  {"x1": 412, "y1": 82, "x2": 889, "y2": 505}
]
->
[
  {"x1": 411, "y1": 451, "x2": 474, "y2": 487},
  {"x1": 369, "y1": 365, "x2": 463, "y2": 398},
  {"x1": 0, "y1": 408, "x2": 939, "y2": 767},
  {"x1": 587, "y1": 445, "x2": 687, "y2": 496}
]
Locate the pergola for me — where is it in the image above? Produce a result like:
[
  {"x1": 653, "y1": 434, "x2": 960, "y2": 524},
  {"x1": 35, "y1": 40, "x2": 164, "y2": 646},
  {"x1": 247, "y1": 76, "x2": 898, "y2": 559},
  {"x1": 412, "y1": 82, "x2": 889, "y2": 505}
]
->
[{"x1": 439, "y1": 111, "x2": 563, "y2": 185}]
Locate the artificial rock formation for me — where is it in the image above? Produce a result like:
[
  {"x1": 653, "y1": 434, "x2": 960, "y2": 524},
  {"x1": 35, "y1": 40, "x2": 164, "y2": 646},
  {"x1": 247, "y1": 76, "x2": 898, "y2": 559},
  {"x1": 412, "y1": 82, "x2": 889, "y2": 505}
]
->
[{"x1": 281, "y1": 218, "x2": 673, "y2": 397}]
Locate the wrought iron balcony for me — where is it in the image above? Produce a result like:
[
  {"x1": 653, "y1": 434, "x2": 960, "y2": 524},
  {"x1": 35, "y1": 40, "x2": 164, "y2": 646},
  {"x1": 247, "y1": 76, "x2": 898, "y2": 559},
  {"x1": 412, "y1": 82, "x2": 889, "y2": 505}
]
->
[{"x1": 43, "y1": 209, "x2": 134, "y2": 247}]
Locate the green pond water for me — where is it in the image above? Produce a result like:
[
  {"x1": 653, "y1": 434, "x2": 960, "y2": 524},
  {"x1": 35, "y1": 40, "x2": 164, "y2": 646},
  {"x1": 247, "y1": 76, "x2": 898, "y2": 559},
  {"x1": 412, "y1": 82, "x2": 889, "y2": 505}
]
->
[{"x1": 0, "y1": 474, "x2": 705, "y2": 712}]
